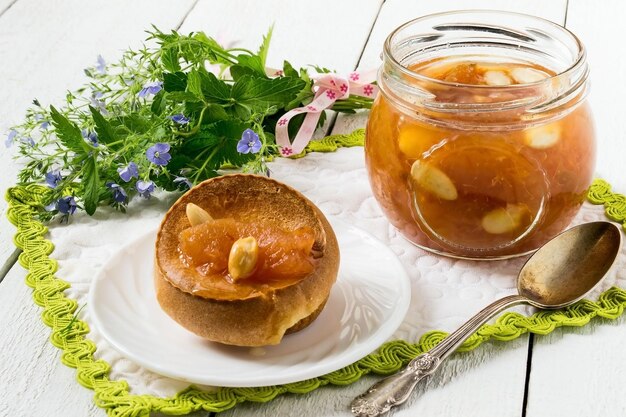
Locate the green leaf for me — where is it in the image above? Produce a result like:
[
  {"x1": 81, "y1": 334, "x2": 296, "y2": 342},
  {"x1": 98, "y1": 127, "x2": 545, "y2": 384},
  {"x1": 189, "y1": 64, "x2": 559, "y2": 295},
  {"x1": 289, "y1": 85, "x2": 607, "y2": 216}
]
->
[
  {"x1": 82, "y1": 156, "x2": 100, "y2": 215},
  {"x1": 311, "y1": 65, "x2": 333, "y2": 74},
  {"x1": 181, "y1": 120, "x2": 253, "y2": 174},
  {"x1": 287, "y1": 112, "x2": 306, "y2": 139},
  {"x1": 180, "y1": 102, "x2": 230, "y2": 124},
  {"x1": 257, "y1": 25, "x2": 274, "y2": 68},
  {"x1": 116, "y1": 114, "x2": 151, "y2": 134},
  {"x1": 319, "y1": 110, "x2": 327, "y2": 127},
  {"x1": 199, "y1": 69, "x2": 232, "y2": 101},
  {"x1": 150, "y1": 90, "x2": 166, "y2": 115},
  {"x1": 156, "y1": 30, "x2": 234, "y2": 67},
  {"x1": 202, "y1": 104, "x2": 230, "y2": 123},
  {"x1": 184, "y1": 100, "x2": 206, "y2": 120},
  {"x1": 231, "y1": 75, "x2": 305, "y2": 112},
  {"x1": 187, "y1": 69, "x2": 231, "y2": 103},
  {"x1": 165, "y1": 91, "x2": 201, "y2": 102},
  {"x1": 235, "y1": 54, "x2": 266, "y2": 78},
  {"x1": 299, "y1": 67, "x2": 311, "y2": 84},
  {"x1": 285, "y1": 77, "x2": 313, "y2": 110},
  {"x1": 161, "y1": 47, "x2": 181, "y2": 72},
  {"x1": 89, "y1": 106, "x2": 117, "y2": 144},
  {"x1": 163, "y1": 71, "x2": 187, "y2": 92},
  {"x1": 50, "y1": 106, "x2": 91, "y2": 154},
  {"x1": 231, "y1": 103, "x2": 252, "y2": 120},
  {"x1": 283, "y1": 60, "x2": 299, "y2": 78},
  {"x1": 191, "y1": 32, "x2": 233, "y2": 65},
  {"x1": 230, "y1": 65, "x2": 258, "y2": 81},
  {"x1": 280, "y1": 64, "x2": 314, "y2": 110},
  {"x1": 187, "y1": 70, "x2": 204, "y2": 98}
]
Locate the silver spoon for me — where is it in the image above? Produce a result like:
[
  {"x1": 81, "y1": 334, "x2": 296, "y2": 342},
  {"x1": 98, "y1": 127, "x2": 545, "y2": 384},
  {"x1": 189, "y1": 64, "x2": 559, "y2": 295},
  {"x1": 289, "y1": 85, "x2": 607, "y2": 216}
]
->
[{"x1": 352, "y1": 221, "x2": 622, "y2": 417}]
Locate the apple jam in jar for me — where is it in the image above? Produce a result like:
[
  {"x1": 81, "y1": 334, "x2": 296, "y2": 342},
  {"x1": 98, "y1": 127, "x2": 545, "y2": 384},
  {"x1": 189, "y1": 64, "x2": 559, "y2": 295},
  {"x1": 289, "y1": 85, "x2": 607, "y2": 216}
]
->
[{"x1": 365, "y1": 11, "x2": 595, "y2": 259}]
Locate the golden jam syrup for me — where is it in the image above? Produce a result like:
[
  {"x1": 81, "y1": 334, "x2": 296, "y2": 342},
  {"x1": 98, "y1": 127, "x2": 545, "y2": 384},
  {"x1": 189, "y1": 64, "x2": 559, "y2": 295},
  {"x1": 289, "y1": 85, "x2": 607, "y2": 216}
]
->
[
  {"x1": 179, "y1": 218, "x2": 316, "y2": 281},
  {"x1": 365, "y1": 57, "x2": 595, "y2": 257}
]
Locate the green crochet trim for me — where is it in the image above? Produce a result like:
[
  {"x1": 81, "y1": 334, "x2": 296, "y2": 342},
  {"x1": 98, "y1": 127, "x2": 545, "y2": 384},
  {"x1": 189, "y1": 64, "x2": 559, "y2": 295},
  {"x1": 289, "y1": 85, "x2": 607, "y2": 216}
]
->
[
  {"x1": 6, "y1": 161, "x2": 626, "y2": 415},
  {"x1": 292, "y1": 128, "x2": 365, "y2": 158}
]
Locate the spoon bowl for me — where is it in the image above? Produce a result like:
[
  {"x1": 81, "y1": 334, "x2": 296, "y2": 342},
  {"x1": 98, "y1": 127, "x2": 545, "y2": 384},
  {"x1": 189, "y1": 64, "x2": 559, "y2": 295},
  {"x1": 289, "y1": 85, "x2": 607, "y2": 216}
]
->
[
  {"x1": 352, "y1": 221, "x2": 622, "y2": 417},
  {"x1": 518, "y1": 221, "x2": 622, "y2": 308}
]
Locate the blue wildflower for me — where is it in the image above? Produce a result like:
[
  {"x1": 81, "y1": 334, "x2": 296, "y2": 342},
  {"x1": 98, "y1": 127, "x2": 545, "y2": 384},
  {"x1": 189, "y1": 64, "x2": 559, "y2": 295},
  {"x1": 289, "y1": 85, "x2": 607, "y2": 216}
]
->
[
  {"x1": 57, "y1": 196, "x2": 77, "y2": 215},
  {"x1": 20, "y1": 137, "x2": 35, "y2": 147},
  {"x1": 138, "y1": 81, "x2": 163, "y2": 98},
  {"x1": 45, "y1": 169, "x2": 63, "y2": 188},
  {"x1": 117, "y1": 162, "x2": 139, "y2": 182},
  {"x1": 90, "y1": 91, "x2": 107, "y2": 115},
  {"x1": 146, "y1": 143, "x2": 171, "y2": 166},
  {"x1": 81, "y1": 129, "x2": 98, "y2": 147},
  {"x1": 95, "y1": 55, "x2": 106, "y2": 75},
  {"x1": 35, "y1": 114, "x2": 50, "y2": 130},
  {"x1": 106, "y1": 182, "x2": 127, "y2": 203},
  {"x1": 237, "y1": 129, "x2": 262, "y2": 154},
  {"x1": 5, "y1": 130, "x2": 17, "y2": 148},
  {"x1": 136, "y1": 180, "x2": 155, "y2": 198},
  {"x1": 173, "y1": 176, "x2": 192, "y2": 189},
  {"x1": 169, "y1": 113, "x2": 190, "y2": 125}
]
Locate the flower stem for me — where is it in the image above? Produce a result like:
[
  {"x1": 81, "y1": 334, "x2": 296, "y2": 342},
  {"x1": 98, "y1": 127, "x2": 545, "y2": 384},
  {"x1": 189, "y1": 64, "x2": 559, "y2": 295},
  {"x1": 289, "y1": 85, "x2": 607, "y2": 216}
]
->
[{"x1": 174, "y1": 106, "x2": 208, "y2": 138}]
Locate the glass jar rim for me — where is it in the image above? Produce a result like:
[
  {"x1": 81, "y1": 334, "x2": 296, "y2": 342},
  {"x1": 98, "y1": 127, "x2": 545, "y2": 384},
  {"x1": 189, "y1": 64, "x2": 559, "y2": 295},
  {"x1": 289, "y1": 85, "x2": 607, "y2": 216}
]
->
[{"x1": 383, "y1": 9, "x2": 587, "y2": 90}]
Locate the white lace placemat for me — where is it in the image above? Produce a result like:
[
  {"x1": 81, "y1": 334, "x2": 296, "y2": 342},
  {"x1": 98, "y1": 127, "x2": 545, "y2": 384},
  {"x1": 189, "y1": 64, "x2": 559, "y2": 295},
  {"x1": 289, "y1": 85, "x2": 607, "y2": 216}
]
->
[{"x1": 48, "y1": 146, "x2": 626, "y2": 397}]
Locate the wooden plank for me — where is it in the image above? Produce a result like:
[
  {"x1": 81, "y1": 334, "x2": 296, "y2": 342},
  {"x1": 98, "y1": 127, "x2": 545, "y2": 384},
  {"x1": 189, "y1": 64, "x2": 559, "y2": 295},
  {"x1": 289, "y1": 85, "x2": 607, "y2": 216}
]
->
[
  {"x1": 356, "y1": 0, "x2": 567, "y2": 69},
  {"x1": 565, "y1": 0, "x2": 626, "y2": 191},
  {"x1": 0, "y1": 0, "x2": 195, "y2": 274},
  {"x1": 180, "y1": 0, "x2": 383, "y2": 74},
  {"x1": 527, "y1": 319, "x2": 626, "y2": 417},
  {"x1": 0, "y1": 265, "x2": 101, "y2": 416},
  {"x1": 229, "y1": 1, "x2": 567, "y2": 416},
  {"x1": 0, "y1": 0, "x2": 17, "y2": 16},
  {"x1": 526, "y1": 1, "x2": 626, "y2": 416},
  {"x1": 225, "y1": 338, "x2": 528, "y2": 417},
  {"x1": 0, "y1": 1, "x2": 196, "y2": 416}
]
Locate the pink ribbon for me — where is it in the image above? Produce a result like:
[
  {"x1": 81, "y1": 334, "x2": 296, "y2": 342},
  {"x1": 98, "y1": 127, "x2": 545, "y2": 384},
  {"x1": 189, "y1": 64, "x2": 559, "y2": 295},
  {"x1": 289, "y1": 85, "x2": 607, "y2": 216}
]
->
[{"x1": 274, "y1": 69, "x2": 378, "y2": 156}]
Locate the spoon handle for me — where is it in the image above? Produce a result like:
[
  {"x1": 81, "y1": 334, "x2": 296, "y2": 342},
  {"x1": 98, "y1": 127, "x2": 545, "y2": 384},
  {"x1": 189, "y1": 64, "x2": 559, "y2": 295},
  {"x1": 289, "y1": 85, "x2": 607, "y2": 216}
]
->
[
  {"x1": 351, "y1": 294, "x2": 528, "y2": 417},
  {"x1": 351, "y1": 352, "x2": 440, "y2": 417}
]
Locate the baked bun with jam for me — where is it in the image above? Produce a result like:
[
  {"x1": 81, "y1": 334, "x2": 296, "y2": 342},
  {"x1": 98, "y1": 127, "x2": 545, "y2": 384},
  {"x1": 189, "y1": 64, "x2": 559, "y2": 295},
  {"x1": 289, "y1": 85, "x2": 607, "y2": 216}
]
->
[{"x1": 154, "y1": 174, "x2": 339, "y2": 346}]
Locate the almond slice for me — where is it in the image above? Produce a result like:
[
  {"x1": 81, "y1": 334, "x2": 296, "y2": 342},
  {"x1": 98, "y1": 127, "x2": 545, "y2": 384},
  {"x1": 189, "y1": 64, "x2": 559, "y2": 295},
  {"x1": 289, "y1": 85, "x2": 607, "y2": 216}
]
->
[
  {"x1": 186, "y1": 203, "x2": 213, "y2": 226},
  {"x1": 484, "y1": 70, "x2": 512, "y2": 86},
  {"x1": 228, "y1": 236, "x2": 259, "y2": 281},
  {"x1": 510, "y1": 67, "x2": 546, "y2": 84},
  {"x1": 524, "y1": 124, "x2": 561, "y2": 149},
  {"x1": 410, "y1": 160, "x2": 458, "y2": 201},
  {"x1": 481, "y1": 204, "x2": 526, "y2": 234}
]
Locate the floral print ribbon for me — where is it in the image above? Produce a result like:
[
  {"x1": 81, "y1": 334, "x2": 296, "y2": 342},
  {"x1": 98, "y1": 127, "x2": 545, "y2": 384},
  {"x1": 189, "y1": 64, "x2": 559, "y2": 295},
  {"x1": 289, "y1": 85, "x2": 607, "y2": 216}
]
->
[{"x1": 274, "y1": 70, "x2": 378, "y2": 156}]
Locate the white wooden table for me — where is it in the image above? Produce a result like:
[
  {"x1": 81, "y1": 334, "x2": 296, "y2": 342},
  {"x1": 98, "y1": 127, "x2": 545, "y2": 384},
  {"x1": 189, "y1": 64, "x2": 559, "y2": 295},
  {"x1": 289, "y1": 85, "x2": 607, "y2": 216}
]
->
[{"x1": 1, "y1": 1, "x2": 625, "y2": 416}]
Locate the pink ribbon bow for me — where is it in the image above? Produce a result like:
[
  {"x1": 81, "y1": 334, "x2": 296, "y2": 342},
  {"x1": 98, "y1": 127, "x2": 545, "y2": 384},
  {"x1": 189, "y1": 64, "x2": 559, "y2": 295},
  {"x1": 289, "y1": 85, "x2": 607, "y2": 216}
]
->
[{"x1": 274, "y1": 69, "x2": 378, "y2": 156}]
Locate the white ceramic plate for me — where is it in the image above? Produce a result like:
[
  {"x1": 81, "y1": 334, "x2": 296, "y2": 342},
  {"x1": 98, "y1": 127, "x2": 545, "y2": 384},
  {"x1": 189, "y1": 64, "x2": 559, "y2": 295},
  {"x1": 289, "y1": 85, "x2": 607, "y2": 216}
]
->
[{"x1": 89, "y1": 220, "x2": 410, "y2": 387}]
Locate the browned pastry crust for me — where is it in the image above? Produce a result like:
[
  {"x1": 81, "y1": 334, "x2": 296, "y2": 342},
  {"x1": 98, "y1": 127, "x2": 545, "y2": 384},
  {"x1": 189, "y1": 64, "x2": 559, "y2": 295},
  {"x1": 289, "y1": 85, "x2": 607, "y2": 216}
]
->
[{"x1": 154, "y1": 174, "x2": 339, "y2": 346}]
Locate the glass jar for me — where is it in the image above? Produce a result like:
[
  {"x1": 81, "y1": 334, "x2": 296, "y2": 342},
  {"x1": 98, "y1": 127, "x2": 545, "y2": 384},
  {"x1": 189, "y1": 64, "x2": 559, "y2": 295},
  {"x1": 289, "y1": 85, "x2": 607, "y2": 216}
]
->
[{"x1": 365, "y1": 11, "x2": 595, "y2": 259}]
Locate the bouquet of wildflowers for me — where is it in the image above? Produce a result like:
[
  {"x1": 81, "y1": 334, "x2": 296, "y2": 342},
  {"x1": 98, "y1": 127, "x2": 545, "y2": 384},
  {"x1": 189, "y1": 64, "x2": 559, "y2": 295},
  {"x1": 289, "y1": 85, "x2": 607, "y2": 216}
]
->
[{"x1": 7, "y1": 27, "x2": 372, "y2": 222}]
